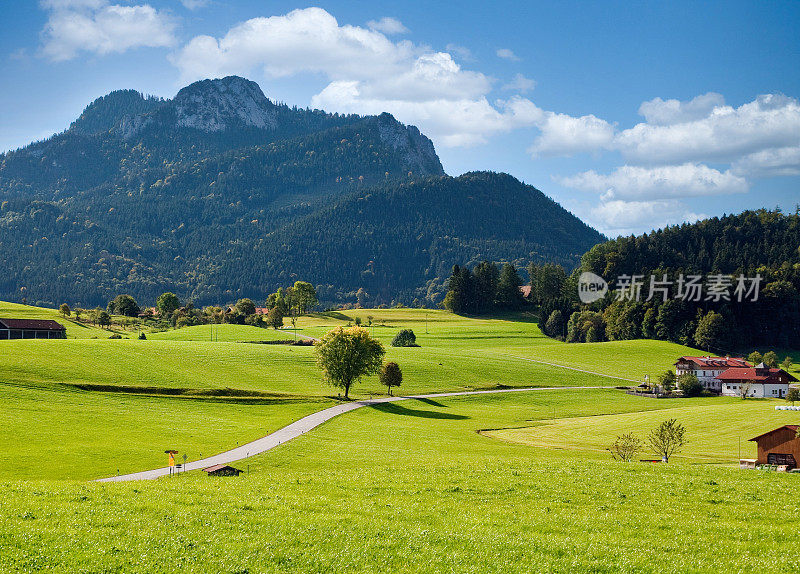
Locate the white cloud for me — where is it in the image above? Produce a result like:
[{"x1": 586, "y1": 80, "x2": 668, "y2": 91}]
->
[
  {"x1": 529, "y1": 111, "x2": 615, "y2": 157},
  {"x1": 366, "y1": 16, "x2": 408, "y2": 35},
  {"x1": 496, "y1": 48, "x2": 520, "y2": 61},
  {"x1": 732, "y1": 146, "x2": 800, "y2": 177},
  {"x1": 445, "y1": 43, "x2": 474, "y2": 62},
  {"x1": 171, "y1": 7, "x2": 540, "y2": 147},
  {"x1": 558, "y1": 163, "x2": 748, "y2": 200},
  {"x1": 181, "y1": 0, "x2": 209, "y2": 9},
  {"x1": 588, "y1": 198, "x2": 706, "y2": 235},
  {"x1": 502, "y1": 73, "x2": 535, "y2": 93},
  {"x1": 40, "y1": 0, "x2": 176, "y2": 61},
  {"x1": 638, "y1": 92, "x2": 725, "y2": 125},
  {"x1": 616, "y1": 94, "x2": 800, "y2": 165}
]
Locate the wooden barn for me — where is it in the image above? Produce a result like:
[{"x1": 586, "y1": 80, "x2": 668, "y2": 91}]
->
[
  {"x1": 202, "y1": 464, "x2": 243, "y2": 477},
  {"x1": 748, "y1": 425, "x2": 800, "y2": 469},
  {"x1": 0, "y1": 318, "x2": 66, "y2": 339}
]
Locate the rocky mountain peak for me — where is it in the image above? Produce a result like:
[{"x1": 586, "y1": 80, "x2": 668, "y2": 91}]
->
[{"x1": 173, "y1": 76, "x2": 277, "y2": 132}]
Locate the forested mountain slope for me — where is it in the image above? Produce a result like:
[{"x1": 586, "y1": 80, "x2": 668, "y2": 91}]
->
[{"x1": 0, "y1": 76, "x2": 603, "y2": 307}]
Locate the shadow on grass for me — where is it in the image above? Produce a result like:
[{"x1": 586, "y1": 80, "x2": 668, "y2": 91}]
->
[
  {"x1": 368, "y1": 401, "x2": 469, "y2": 420},
  {"x1": 411, "y1": 397, "x2": 447, "y2": 407}
]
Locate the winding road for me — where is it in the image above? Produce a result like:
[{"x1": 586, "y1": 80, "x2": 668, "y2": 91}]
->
[{"x1": 97, "y1": 386, "x2": 607, "y2": 482}]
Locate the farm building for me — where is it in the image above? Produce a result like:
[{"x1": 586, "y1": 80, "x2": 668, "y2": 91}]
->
[
  {"x1": 674, "y1": 356, "x2": 750, "y2": 392},
  {"x1": 748, "y1": 425, "x2": 800, "y2": 469},
  {"x1": 0, "y1": 318, "x2": 66, "y2": 339},
  {"x1": 718, "y1": 363, "x2": 797, "y2": 398},
  {"x1": 202, "y1": 464, "x2": 243, "y2": 477}
]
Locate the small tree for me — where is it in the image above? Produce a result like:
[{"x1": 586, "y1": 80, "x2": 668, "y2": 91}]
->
[
  {"x1": 354, "y1": 316, "x2": 362, "y2": 326},
  {"x1": 267, "y1": 306, "x2": 284, "y2": 329},
  {"x1": 648, "y1": 419, "x2": 686, "y2": 462},
  {"x1": 366, "y1": 315, "x2": 374, "y2": 327},
  {"x1": 74, "y1": 308, "x2": 83, "y2": 321},
  {"x1": 747, "y1": 351, "x2": 763, "y2": 365},
  {"x1": 59, "y1": 303, "x2": 71, "y2": 317},
  {"x1": 607, "y1": 433, "x2": 643, "y2": 462},
  {"x1": 782, "y1": 356, "x2": 794, "y2": 370},
  {"x1": 391, "y1": 329, "x2": 417, "y2": 347},
  {"x1": 156, "y1": 292, "x2": 181, "y2": 316},
  {"x1": 98, "y1": 311, "x2": 111, "y2": 329},
  {"x1": 658, "y1": 370, "x2": 676, "y2": 393},
  {"x1": 786, "y1": 387, "x2": 800, "y2": 405},
  {"x1": 314, "y1": 326, "x2": 385, "y2": 399},
  {"x1": 235, "y1": 298, "x2": 256, "y2": 317},
  {"x1": 739, "y1": 381, "x2": 753, "y2": 399},
  {"x1": 379, "y1": 361, "x2": 403, "y2": 396},
  {"x1": 677, "y1": 373, "x2": 703, "y2": 397},
  {"x1": 138, "y1": 332, "x2": 147, "y2": 340},
  {"x1": 763, "y1": 351, "x2": 778, "y2": 368}
]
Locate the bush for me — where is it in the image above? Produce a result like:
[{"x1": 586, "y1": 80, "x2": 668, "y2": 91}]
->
[
  {"x1": 138, "y1": 332, "x2": 147, "y2": 340},
  {"x1": 391, "y1": 329, "x2": 418, "y2": 347},
  {"x1": 677, "y1": 373, "x2": 703, "y2": 397},
  {"x1": 108, "y1": 334, "x2": 122, "y2": 339}
]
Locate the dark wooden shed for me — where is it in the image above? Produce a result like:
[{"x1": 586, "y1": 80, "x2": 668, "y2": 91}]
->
[
  {"x1": 749, "y1": 425, "x2": 800, "y2": 468},
  {"x1": 0, "y1": 318, "x2": 66, "y2": 339},
  {"x1": 202, "y1": 464, "x2": 243, "y2": 477}
]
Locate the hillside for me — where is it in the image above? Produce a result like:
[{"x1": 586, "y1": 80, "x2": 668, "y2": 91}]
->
[
  {"x1": 0, "y1": 76, "x2": 603, "y2": 308},
  {"x1": 574, "y1": 210, "x2": 800, "y2": 349}
]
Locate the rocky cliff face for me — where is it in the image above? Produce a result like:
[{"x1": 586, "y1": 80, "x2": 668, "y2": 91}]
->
[{"x1": 173, "y1": 76, "x2": 278, "y2": 132}]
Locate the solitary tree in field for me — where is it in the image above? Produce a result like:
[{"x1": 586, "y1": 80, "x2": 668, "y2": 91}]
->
[
  {"x1": 59, "y1": 303, "x2": 71, "y2": 317},
  {"x1": 314, "y1": 326, "x2": 385, "y2": 399},
  {"x1": 786, "y1": 387, "x2": 800, "y2": 405},
  {"x1": 98, "y1": 311, "x2": 111, "y2": 329},
  {"x1": 108, "y1": 294, "x2": 140, "y2": 317},
  {"x1": 782, "y1": 356, "x2": 794, "y2": 370},
  {"x1": 380, "y1": 361, "x2": 403, "y2": 396},
  {"x1": 648, "y1": 419, "x2": 686, "y2": 462},
  {"x1": 607, "y1": 433, "x2": 643, "y2": 462}
]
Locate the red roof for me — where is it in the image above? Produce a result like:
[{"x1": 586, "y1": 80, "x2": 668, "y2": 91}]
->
[
  {"x1": 202, "y1": 464, "x2": 242, "y2": 473},
  {"x1": 0, "y1": 318, "x2": 65, "y2": 330},
  {"x1": 749, "y1": 425, "x2": 799, "y2": 442},
  {"x1": 716, "y1": 367, "x2": 797, "y2": 384},
  {"x1": 675, "y1": 356, "x2": 750, "y2": 368}
]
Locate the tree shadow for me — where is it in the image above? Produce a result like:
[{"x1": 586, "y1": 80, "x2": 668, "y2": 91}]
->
[
  {"x1": 368, "y1": 401, "x2": 469, "y2": 420},
  {"x1": 411, "y1": 397, "x2": 447, "y2": 407}
]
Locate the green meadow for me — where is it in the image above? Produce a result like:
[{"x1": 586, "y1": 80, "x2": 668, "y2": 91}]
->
[{"x1": 1, "y1": 303, "x2": 799, "y2": 572}]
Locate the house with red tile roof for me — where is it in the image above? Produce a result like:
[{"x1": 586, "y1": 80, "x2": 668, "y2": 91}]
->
[
  {"x1": 674, "y1": 356, "x2": 751, "y2": 393},
  {"x1": 718, "y1": 363, "x2": 797, "y2": 398}
]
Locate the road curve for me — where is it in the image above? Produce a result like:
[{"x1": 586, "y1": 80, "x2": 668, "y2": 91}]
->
[{"x1": 96, "y1": 386, "x2": 607, "y2": 482}]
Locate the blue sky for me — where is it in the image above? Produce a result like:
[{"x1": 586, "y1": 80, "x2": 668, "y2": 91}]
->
[{"x1": 1, "y1": 1, "x2": 798, "y2": 236}]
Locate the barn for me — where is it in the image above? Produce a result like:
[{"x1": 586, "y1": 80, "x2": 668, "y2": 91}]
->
[
  {"x1": 748, "y1": 425, "x2": 800, "y2": 469},
  {"x1": 0, "y1": 318, "x2": 66, "y2": 339}
]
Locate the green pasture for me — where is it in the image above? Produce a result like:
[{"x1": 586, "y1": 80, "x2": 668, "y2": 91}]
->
[
  {"x1": 2, "y1": 389, "x2": 800, "y2": 572},
  {"x1": 487, "y1": 398, "x2": 800, "y2": 463},
  {"x1": 0, "y1": 301, "x2": 111, "y2": 339}
]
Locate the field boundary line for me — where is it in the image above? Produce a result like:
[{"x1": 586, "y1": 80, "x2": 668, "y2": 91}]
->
[
  {"x1": 493, "y1": 353, "x2": 642, "y2": 384},
  {"x1": 96, "y1": 386, "x2": 606, "y2": 483}
]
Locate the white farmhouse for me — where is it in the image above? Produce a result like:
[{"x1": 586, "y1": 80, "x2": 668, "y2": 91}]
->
[
  {"x1": 674, "y1": 356, "x2": 750, "y2": 393},
  {"x1": 717, "y1": 363, "x2": 797, "y2": 398}
]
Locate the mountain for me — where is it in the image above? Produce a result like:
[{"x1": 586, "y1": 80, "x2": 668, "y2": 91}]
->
[{"x1": 0, "y1": 76, "x2": 603, "y2": 307}]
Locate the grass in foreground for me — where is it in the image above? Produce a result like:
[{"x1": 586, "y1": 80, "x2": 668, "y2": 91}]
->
[{"x1": 2, "y1": 390, "x2": 800, "y2": 572}]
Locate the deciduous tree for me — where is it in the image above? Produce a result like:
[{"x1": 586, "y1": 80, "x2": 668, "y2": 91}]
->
[
  {"x1": 314, "y1": 326, "x2": 385, "y2": 399},
  {"x1": 648, "y1": 419, "x2": 686, "y2": 462},
  {"x1": 380, "y1": 361, "x2": 403, "y2": 396}
]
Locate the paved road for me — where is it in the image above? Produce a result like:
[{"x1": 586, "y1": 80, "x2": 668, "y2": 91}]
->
[{"x1": 96, "y1": 386, "x2": 607, "y2": 482}]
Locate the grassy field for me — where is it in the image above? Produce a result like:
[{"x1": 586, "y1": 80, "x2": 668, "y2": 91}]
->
[
  {"x1": 486, "y1": 397, "x2": 800, "y2": 463},
  {"x1": 3, "y1": 303, "x2": 800, "y2": 571},
  {"x1": 3, "y1": 390, "x2": 800, "y2": 572},
  {"x1": 0, "y1": 301, "x2": 112, "y2": 339}
]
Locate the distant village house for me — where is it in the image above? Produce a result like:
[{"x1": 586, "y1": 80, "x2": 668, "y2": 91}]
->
[
  {"x1": 674, "y1": 356, "x2": 750, "y2": 393},
  {"x1": 718, "y1": 363, "x2": 797, "y2": 398}
]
